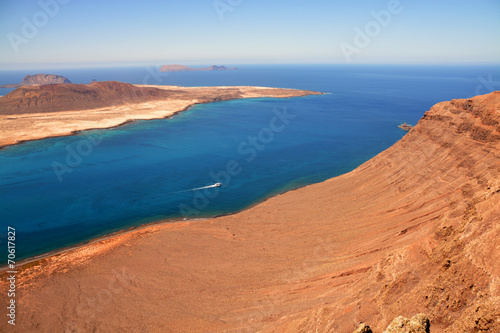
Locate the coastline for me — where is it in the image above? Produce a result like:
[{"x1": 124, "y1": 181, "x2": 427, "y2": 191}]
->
[
  {"x1": 0, "y1": 216, "x2": 211, "y2": 272},
  {"x1": 0, "y1": 85, "x2": 323, "y2": 149},
  {"x1": 0, "y1": 103, "x2": 187, "y2": 151},
  {"x1": 0, "y1": 173, "x2": 310, "y2": 270}
]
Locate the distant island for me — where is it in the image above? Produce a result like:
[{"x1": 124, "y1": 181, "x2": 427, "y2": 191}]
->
[
  {"x1": 0, "y1": 74, "x2": 71, "y2": 88},
  {"x1": 0, "y1": 80, "x2": 322, "y2": 147},
  {"x1": 159, "y1": 64, "x2": 237, "y2": 72}
]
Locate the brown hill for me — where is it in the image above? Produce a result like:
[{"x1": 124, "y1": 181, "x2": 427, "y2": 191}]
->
[
  {"x1": 0, "y1": 92, "x2": 499, "y2": 332},
  {"x1": 159, "y1": 64, "x2": 237, "y2": 72},
  {"x1": 0, "y1": 81, "x2": 179, "y2": 114},
  {"x1": 0, "y1": 74, "x2": 71, "y2": 88}
]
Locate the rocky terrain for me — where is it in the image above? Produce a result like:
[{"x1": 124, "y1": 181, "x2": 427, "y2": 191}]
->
[
  {"x1": 0, "y1": 92, "x2": 498, "y2": 332},
  {"x1": 159, "y1": 64, "x2": 237, "y2": 72},
  {"x1": 354, "y1": 313, "x2": 430, "y2": 333},
  {"x1": 0, "y1": 74, "x2": 71, "y2": 88}
]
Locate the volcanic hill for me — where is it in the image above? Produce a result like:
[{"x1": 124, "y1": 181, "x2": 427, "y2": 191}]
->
[
  {"x1": 0, "y1": 81, "x2": 176, "y2": 114},
  {"x1": 0, "y1": 74, "x2": 72, "y2": 88}
]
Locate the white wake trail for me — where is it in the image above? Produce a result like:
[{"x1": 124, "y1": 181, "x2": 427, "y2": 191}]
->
[
  {"x1": 170, "y1": 184, "x2": 220, "y2": 194},
  {"x1": 190, "y1": 184, "x2": 219, "y2": 191}
]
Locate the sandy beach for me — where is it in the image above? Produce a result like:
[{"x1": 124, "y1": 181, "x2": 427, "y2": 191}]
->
[
  {"x1": 0, "y1": 84, "x2": 322, "y2": 148},
  {"x1": 1, "y1": 92, "x2": 498, "y2": 332}
]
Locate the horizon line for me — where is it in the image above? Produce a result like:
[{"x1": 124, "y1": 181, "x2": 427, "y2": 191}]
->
[{"x1": 1, "y1": 62, "x2": 499, "y2": 71}]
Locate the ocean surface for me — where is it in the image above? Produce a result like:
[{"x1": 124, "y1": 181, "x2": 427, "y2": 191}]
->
[{"x1": 1, "y1": 64, "x2": 499, "y2": 263}]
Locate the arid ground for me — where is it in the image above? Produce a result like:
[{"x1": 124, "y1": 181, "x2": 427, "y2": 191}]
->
[{"x1": 0, "y1": 91, "x2": 499, "y2": 332}]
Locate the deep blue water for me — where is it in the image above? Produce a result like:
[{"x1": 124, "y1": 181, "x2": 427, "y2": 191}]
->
[{"x1": 1, "y1": 64, "x2": 499, "y2": 262}]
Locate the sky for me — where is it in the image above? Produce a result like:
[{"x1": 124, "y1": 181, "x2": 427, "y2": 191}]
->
[{"x1": 0, "y1": 0, "x2": 499, "y2": 69}]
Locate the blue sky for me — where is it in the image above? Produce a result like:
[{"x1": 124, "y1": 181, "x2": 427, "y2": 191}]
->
[{"x1": 0, "y1": 0, "x2": 499, "y2": 69}]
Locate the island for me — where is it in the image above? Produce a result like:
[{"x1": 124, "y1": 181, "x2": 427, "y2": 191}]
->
[
  {"x1": 1, "y1": 91, "x2": 498, "y2": 332},
  {"x1": 0, "y1": 74, "x2": 71, "y2": 88},
  {"x1": 159, "y1": 64, "x2": 237, "y2": 72},
  {"x1": 0, "y1": 81, "x2": 322, "y2": 148}
]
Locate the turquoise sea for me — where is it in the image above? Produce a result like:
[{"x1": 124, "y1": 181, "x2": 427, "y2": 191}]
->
[{"x1": 1, "y1": 64, "x2": 499, "y2": 263}]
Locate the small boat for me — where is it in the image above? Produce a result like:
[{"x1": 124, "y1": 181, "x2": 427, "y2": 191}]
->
[{"x1": 214, "y1": 182, "x2": 222, "y2": 187}]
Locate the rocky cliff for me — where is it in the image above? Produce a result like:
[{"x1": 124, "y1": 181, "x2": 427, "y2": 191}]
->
[
  {"x1": 0, "y1": 92, "x2": 498, "y2": 332},
  {"x1": 267, "y1": 91, "x2": 500, "y2": 332},
  {"x1": 0, "y1": 74, "x2": 71, "y2": 88}
]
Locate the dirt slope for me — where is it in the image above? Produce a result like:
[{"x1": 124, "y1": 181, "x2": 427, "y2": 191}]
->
[{"x1": 0, "y1": 92, "x2": 498, "y2": 332}]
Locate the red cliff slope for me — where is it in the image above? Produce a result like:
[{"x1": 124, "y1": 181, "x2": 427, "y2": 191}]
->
[{"x1": 0, "y1": 92, "x2": 498, "y2": 332}]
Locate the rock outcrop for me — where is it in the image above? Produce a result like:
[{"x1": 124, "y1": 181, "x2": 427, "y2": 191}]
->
[
  {"x1": 398, "y1": 122, "x2": 413, "y2": 131},
  {"x1": 383, "y1": 314, "x2": 430, "y2": 333},
  {"x1": 354, "y1": 323, "x2": 374, "y2": 333},
  {"x1": 0, "y1": 74, "x2": 71, "y2": 88},
  {"x1": 354, "y1": 313, "x2": 429, "y2": 333}
]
